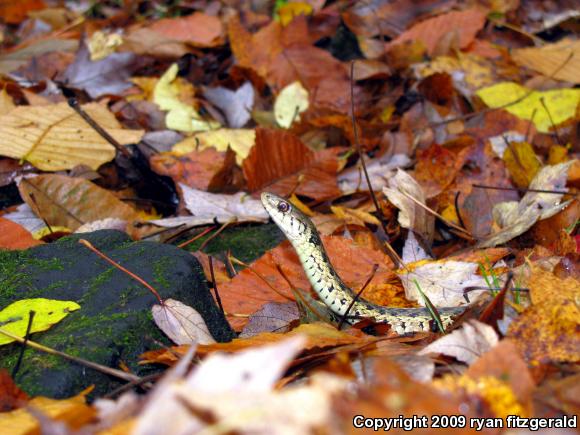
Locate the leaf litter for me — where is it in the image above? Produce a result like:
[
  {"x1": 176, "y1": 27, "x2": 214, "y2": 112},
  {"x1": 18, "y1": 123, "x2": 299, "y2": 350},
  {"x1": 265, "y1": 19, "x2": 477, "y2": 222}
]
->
[{"x1": 0, "y1": 1, "x2": 578, "y2": 433}]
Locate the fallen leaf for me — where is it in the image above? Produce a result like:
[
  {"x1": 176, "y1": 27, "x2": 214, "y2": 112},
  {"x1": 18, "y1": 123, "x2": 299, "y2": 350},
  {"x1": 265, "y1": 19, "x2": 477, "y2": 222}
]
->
[
  {"x1": 503, "y1": 141, "x2": 542, "y2": 188},
  {"x1": 0, "y1": 391, "x2": 95, "y2": 433},
  {"x1": 419, "y1": 320, "x2": 499, "y2": 364},
  {"x1": 18, "y1": 175, "x2": 141, "y2": 231},
  {"x1": 476, "y1": 82, "x2": 580, "y2": 133},
  {"x1": 180, "y1": 184, "x2": 268, "y2": 222},
  {"x1": 0, "y1": 102, "x2": 143, "y2": 171},
  {"x1": 0, "y1": 0, "x2": 44, "y2": 24},
  {"x1": 171, "y1": 128, "x2": 255, "y2": 166},
  {"x1": 87, "y1": 30, "x2": 123, "y2": 61},
  {"x1": 0, "y1": 370, "x2": 29, "y2": 412},
  {"x1": 150, "y1": 147, "x2": 237, "y2": 191},
  {"x1": 0, "y1": 298, "x2": 80, "y2": 346},
  {"x1": 153, "y1": 63, "x2": 220, "y2": 132},
  {"x1": 147, "y1": 12, "x2": 224, "y2": 47},
  {"x1": 120, "y1": 26, "x2": 190, "y2": 58},
  {"x1": 0, "y1": 37, "x2": 78, "y2": 75},
  {"x1": 274, "y1": 81, "x2": 309, "y2": 128},
  {"x1": 512, "y1": 39, "x2": 580, "y2": 84},
  {"x1": 239, "y1": 302, "x2": 300, "y2": 338},
  {"x1": 383, "y1": 169, "x2": 434, "y2": 241},
  {"x1": 242, "y1": 128, "x2": 341, "y2": 200},
  {"x1": 0, "y1": 88, "x2": 15, "y2": 115},
  {"x1": 479, "y1": 161, "x2": 575, "y2": 247},
  {"x1": 63, "y1": 40, "x2": 137, "y2": 98},
  {"x1": 278, "y1": 2, "x2": 313, "y2": 26},
  {"x1": 508, "y1": 264, "x2": 580, "y2": 363},
  {"x1": 1, "y1": 204, "x2": 47, "y2": 236},
  {"x1": 0, "y1": 217, "x2": 43, "y2": 250},
  {"x1": 397, "y1": 257, "x2": 499, "y2": 307},
  {"x1": 152, "y1": 298, "x2": 216, "y2": 345},
  {"x1": 203, "y1": 81, "x2": 254, "y2": 128},
  {"x1": 338, "y1": 153, "x2": 411, "y2": 194},
  {"x1": 387, "y1": 8, "x2": 487, "y2": 56}
]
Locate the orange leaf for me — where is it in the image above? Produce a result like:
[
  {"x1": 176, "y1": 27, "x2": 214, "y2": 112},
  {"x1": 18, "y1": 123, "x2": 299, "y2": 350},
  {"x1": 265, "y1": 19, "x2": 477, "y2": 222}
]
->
[
  {"x1": 0, "y1": 370, "x2": 28, "y2": 412},
  {"x1": 150, "y1": 147, "x2": 238, "y2": 191},
  {"x1": 147, "y1": 12, "x2": 224, "y2": 47},
  {"x1": 242, "y1": 128, "x2": 341, "y2": 200},
  {"x1": 387, "y1": 8, "x2": 487, "y2": 56},
  {"x1": 0, "y1": 217, "x2": 43, "y2": 250},
  {"x1": 0, "y1": 0, "x2": 44, "y2": 24},
  {"x1": 220, "y1": 235, "x2": 396, "y2": 330}
]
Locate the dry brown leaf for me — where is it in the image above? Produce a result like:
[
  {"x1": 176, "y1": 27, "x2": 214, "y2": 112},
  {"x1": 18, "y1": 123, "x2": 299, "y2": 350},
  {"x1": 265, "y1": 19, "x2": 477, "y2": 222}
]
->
[
  {"x1": 152, "y1": 298, "x2": 216, "y2": 345},
  {"x1": 508, "y1": 264, "x2": 580, "y2": 363},
  {"x1": 239, "y1": 302, "x2": 300, "y2": 338},
  {"x1": 419, "y1": 320, "x2": 499, "y2": 364},
  {"x1": 0, "y1": 102, "x2": 143, "y2": 171},
  {"x1": 18, "y1": 175, "x2": 141, "y2": 231},
  {"x1": 242, "y1": 128, "x2": 341, "y2": 201},
  {"x1": 512, "y1": 39, "x2": 580, "y2": 84}
]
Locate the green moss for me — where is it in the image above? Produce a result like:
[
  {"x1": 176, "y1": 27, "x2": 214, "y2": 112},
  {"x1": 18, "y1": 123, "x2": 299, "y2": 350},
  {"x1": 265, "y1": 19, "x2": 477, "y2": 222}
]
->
[
  {"x1": 152, "y1": 257, "x2": 173, "y2": 289},
  {"x1": 182, "y1": 223, "x2": 285, "y2": 264}
]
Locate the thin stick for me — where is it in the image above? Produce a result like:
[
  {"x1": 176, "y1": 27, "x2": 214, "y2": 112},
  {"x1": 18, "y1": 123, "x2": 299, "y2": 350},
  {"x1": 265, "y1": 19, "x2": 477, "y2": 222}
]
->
[
  {"x1": 12, "y1": 310, "x2": 35, "y2": 378},
  {"x1": 472, "y1": 184, "x2": 570, "y2": 195},
  {"x1": 454, "y1": 192, "x2": 467, "y2": 230},
  {"x1": 68, "y1": 98, "x2": 131, "y2": 157},
  {"x1": 0, "y1": 328, "x2": 141, "y2": 383},
  {"x1": 350, "y1": 60, "x2": 403, "y2": 268},
  {"x1": 539, "y1": 97, "x2": 563, "y2": 146},
  {"x1": 400, "y1": 190, "x2": 474, "y2": 239},
  {"x1": 177, "y1": 226, "x2": 214, "y2": 248},
  {"x1": 79, "y1": 239, "x2": 163, "y2": 304},
  {"x1": 338, "y1": 264, "x2": 378, "y2": 330},
  {"x1": 208, "y1": 256, "x2": 224, "y2": 315},
  {"x1": 199, "y1": 220, "x2": 232, "y2": 251}
]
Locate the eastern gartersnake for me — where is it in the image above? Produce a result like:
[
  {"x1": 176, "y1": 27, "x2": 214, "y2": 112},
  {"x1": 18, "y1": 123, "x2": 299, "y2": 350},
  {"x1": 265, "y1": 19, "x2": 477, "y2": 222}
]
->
[{"x1": 261, "y1": 192, "x2": 465, "y2": 334}]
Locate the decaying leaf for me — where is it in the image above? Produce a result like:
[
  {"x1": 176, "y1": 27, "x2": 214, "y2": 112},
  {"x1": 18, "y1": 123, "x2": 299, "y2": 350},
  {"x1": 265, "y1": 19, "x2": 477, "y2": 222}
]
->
[
  {"x1": 203, "y1": 82, "x2": 254, "y2": 128},
  {"x1": 239, "y1": 302, "x2": 300, "y2": 338},
  {"x1": 0, "y1": 102, "x2": 143, "y2": 171},
  {"x1": 480, "y1": 161, "x2": 575, "y2": 247},
  {"x1": 152, "y1": 298, "x2": 215, "y2": 345},
  {"x1": 508, "y1": 264, "x2": 580, "y2": 363},
  {"x1": 0, "y1": 298, "x2": 80, "y2": 346},
  {"x1": 512, "y1": 39, "x2": 580, "y2": 84},
  {"x1": 18, "y1": 175, "x2": 141, "y2": 231},
  {"x1": 383, "y1": 169, "x2": 434, "y2": 242},
  {"x1": 180, "y1": 184, "x2": 268, "y2": 222},
  {"x1": 419, "y1": 320, "x2": 499, "y2": 364}
]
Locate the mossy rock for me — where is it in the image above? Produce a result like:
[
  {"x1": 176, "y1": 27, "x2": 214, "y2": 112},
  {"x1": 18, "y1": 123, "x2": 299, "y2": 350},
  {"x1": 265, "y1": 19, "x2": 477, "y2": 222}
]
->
[{"x1": 0, "y1": 230, "x2": 235, "y2": 399}]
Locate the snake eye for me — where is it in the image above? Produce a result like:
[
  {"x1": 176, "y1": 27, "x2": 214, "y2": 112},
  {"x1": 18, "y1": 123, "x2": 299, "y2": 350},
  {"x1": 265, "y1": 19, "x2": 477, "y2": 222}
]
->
[{"x1": 277, "y1": 201, "x2": 290, "y2": 213}]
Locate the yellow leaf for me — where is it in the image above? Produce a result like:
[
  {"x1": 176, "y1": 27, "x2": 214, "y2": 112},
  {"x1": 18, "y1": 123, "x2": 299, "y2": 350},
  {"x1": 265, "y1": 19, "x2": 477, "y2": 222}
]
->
[
  {"x1": 289, "y1": 193, "x2": 315, "y2": 216},
  {"x1": 0, "y1": 298, "x2": 80, "y2": 346},
  {"x1": 0, "y1": 391, "x2": 94, "y2": 434},
  {"x1": 172, "y1": 128, "x2": 255, "y2": 165},
  {"x1": 476, "y1": 82, "x2": 580, "y2": 133},
  {"x1": 87, "y1": 30, "x2": 123, "y2": 61},
  {"x1": 278, "y1": 2, "x2": 313, "y2": 26},
  {"x1": 274, "y1": 81, "x2": 309, "y2": 128},
  {"x1": 153, "y1": 63, "x2": 220, "y2": 132},
  {"x1": 548, "y1": 144, "x2": 568, "y2": 165},
  {"x1": 0, "y1": 102, "x2": 143, "y2": 170},
  {"x1": 0, "y1": 87, "x2": 15, "y2": 115},
  {"x1": 503, "y1": 141, "x2": 542, "y2": 188},
  {"x1": 512, "y1": 39, "x2": 580, "y2": 84}
]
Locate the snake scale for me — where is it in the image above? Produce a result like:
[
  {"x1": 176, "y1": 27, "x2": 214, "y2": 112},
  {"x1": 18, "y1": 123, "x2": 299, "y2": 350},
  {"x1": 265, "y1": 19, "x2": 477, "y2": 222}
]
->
[{"x1": 261, "y1": 192, "x2": 465, "y2": 335}]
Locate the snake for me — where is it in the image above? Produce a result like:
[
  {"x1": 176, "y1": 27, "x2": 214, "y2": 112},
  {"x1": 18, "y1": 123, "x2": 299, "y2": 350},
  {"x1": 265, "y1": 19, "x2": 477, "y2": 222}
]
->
[{"x1": 261, "y1": 192, "x2": 465, "y2": 335}]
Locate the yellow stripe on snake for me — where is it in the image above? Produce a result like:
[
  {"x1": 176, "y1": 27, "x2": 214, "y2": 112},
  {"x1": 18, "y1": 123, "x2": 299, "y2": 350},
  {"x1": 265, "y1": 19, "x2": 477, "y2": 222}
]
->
[{"x1": 261, "y1": 192, "x2": 465, "y2": 335}]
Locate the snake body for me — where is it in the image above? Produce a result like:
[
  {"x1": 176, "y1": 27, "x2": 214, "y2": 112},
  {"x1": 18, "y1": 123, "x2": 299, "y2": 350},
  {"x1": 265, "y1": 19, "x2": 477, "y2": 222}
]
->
[{"x1": 261, "y1": 192, "x2": 465, "y2": 334}]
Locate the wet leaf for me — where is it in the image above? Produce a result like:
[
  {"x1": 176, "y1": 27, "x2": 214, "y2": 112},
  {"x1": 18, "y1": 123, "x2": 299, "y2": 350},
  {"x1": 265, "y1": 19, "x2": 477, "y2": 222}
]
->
[{"x1": 0, "y1": 298, "x2": 80, "y2": 346}]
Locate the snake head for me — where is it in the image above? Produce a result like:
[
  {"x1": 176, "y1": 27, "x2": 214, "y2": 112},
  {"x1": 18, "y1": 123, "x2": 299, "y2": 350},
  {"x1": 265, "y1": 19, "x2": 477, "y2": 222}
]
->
[{"x1": 261, "y1": 192, "x2": 312, "y2": 243}]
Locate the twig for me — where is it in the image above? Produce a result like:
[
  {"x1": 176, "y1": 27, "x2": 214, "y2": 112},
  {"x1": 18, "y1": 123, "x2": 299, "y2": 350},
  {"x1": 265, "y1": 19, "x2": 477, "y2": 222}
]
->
[
  {"x1": 199, "y1": 220, "x2": 232, "y2": 251},
  {"x1": 349, "y1": 60, "x2": 403, "y2": 268},
  {"x1": 338, "y1": 264, "x2": 378, "y2": 330},
  {"x1": 208, "y1": 256, "x2": 224, "y2": 315},
  {"x1": 177, "y1": 226, "x2": 214, "y2": 248},
  {"x1": 79, "y1": 239, "x2": 163, "y2": 304},
  {"x1": 12, "y1": 311, "x2": 35, "y2": 378},
  {"x1": 0, "y1": 328, "x2": 141, "y2": 383}
]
